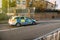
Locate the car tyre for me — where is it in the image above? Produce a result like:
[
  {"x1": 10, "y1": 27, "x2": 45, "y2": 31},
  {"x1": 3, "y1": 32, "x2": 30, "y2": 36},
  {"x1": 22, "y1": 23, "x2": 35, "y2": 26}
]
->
[
  {"x1": 32, "y1": 21, "x2": 36, "y2": 25},
  {"x1": 16, "y1": 23, "x2": 21, "y2": 27}
]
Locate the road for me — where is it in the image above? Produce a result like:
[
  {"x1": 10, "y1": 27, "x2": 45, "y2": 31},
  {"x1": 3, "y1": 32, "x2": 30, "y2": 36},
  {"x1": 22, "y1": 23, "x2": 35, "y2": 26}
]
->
[{"x1": 0, "y1": 20, "x2": 60, "y2": 40}]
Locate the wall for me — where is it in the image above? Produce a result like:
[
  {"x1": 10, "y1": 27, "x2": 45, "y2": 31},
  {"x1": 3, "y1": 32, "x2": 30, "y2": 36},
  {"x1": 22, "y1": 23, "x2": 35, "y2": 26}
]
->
[{"x1": 33, "y1": 12, "x2": 59, "y2": 20}]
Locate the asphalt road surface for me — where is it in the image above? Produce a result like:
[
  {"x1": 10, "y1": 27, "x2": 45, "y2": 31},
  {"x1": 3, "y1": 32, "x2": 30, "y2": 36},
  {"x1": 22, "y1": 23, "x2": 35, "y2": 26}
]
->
[{"x1": 0, "y1": 20, "x2": 60, "y2": 40}]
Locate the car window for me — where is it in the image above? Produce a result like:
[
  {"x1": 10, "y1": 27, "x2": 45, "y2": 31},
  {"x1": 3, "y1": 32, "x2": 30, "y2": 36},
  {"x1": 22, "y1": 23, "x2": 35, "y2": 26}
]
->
[
  {"x1": 21, "y1": 17, "x2": 24, "y2": 19},
  {"x1": 27, "y1": 17, "x2": 32, "y2": 19},
  {"x1": 26, "y1": 17, "x2": 32, "y2": 20}
]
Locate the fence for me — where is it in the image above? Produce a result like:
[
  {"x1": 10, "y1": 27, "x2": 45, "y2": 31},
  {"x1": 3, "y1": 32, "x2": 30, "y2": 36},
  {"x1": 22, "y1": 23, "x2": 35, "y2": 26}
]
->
[{"x1": 34, "y1": 28, "x2": 60, "y2": 40}]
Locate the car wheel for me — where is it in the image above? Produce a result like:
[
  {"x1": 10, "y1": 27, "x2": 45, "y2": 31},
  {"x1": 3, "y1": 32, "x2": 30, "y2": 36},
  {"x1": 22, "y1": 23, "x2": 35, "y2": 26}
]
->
[
  {"x1": 16, "y1": 23, "x2": 21, "y2": 27},
  {"x1": 32, "y1": 21, "x2": 36, "y2": 25}
]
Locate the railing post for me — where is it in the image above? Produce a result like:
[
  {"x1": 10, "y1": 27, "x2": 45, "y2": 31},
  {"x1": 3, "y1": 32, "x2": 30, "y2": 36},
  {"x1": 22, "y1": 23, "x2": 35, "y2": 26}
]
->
[
  {"x1": 58, "y1": 31, "x2": 60, "y2": 40},
  {"x1": 33, "y1": 28, "x2": 60, "y2": 40},
  {"x1": 46, "y1": 35, "x2": 53, "y2": 40},
  {"x1": 53, "y1": 32, "x2": 58, "y2": 40}
]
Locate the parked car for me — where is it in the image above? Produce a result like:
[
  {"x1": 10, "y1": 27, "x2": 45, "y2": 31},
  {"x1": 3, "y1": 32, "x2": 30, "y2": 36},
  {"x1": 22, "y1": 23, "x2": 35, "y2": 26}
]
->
[{"x1": 8, "y1": 16, "x2": 37, "y2": 27}]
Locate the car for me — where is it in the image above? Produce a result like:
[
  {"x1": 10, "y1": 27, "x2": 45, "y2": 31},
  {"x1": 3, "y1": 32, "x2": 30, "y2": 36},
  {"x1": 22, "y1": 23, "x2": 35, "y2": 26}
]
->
[{"x1": 8, "y1": 16, "x2": 37, "y2": 27}]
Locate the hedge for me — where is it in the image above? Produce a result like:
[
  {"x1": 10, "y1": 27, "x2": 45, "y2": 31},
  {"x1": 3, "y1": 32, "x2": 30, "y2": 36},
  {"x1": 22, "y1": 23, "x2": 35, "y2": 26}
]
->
[{"x1": 0, "y1": 13, "x2": 9, "y2": 21}]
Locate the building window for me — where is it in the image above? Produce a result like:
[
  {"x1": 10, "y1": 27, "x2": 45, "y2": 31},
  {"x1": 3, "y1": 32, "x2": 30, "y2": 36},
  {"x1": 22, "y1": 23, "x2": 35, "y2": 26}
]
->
[
  {"x1": 16, "y1": 0, "x2": 20, "y2": 4},
  {"x1": 29, "y1": 2, "x2": 32, "y2": 5},
  {"x1": 35, "y1": 0, "x2": 40, "y2": 1},
  {"x1": 22, "y1": 1, "x2": 26, "y2": 5},
  {"x1": 16, "y1": 9, "x2": 28, "y2": 13}
]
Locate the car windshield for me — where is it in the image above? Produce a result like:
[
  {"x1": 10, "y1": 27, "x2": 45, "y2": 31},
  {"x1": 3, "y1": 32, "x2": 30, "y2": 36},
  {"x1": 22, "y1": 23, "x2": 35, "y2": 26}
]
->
[{"x1": 15, "y1": 17, "x2": 20, "y2": 19}]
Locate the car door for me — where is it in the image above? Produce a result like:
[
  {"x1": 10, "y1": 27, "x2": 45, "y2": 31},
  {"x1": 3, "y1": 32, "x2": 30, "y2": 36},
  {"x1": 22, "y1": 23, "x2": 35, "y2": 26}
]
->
[
  {"x1": 15, "y1": 17, "x2": 20, "y2": 23},
  {"x1": 20, "y1": 17, "x2": 25, "y2": 23}
]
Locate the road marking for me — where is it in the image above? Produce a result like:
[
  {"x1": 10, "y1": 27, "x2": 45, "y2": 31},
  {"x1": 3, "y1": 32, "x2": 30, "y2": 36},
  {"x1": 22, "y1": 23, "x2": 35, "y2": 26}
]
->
[{"x1": 0, "y1": 27, "x2": 21, "y2": 32}]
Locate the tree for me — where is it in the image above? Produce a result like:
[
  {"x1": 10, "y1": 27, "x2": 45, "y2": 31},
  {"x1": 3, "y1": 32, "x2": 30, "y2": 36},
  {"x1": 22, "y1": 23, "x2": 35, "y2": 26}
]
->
[
  {"x1": 2, "y1": 0, "x2": 8, "y2": 13},
  {"x1": 9, "y1": 0, "x2": 16, "y2": 7},
  {"x1": 32, "y1": 1, "x2": 47, "y2": 11}
]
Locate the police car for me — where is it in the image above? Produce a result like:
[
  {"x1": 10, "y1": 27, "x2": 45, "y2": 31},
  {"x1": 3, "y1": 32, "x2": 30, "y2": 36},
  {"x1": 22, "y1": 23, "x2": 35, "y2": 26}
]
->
[{"x1": 8, "y1": 16, "x2": 37, "y2": 27}]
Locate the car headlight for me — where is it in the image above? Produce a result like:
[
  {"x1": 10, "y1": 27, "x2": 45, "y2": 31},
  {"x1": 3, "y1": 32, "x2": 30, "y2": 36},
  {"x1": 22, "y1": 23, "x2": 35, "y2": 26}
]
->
[{"x1": 33, "y1": 20, "x2": 36, "y2": 22}]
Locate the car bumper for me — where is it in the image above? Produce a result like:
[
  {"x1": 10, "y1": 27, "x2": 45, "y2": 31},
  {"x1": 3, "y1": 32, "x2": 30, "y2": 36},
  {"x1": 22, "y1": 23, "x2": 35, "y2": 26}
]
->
[{"x1": 8, "y1": 22, "x2": 16, "y2": 25}]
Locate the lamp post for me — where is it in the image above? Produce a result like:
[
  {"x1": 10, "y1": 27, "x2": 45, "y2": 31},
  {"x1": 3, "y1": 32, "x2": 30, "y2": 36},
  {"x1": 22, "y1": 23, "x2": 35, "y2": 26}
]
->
[
  {"x1": 33, "y1": 7, "x2": 35, "y2": 18},
  {"x1": 33, "y1": 7, "x2": 35, "y2": 12},
  {"x1": 27, "y1": 7, "x2": 30, "y2": 18}
]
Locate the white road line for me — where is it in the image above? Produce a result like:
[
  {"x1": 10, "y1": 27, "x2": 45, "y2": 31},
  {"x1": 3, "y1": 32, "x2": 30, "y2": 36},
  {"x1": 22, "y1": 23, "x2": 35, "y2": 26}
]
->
[{"x1": 0, "y1": 27, "x2": 21, "y2": 32}]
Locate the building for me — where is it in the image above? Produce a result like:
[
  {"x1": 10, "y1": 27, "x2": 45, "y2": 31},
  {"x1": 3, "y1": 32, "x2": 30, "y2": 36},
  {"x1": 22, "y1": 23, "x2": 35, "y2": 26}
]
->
[
  {"x1": 8, "y1": 0, "x2": 56, "y2": 14},
  {"x1": 0, "y1": 0, "x2": 2, "y2": 13},
  {"x1": 16, "y1": 0, "x2": 26, "y2": 9},
  {"x1": 0, "y1": 0, "x2": 2, "y2": 8},
  {"x1": 16, "y1": 0, "x2": 28, "y2": 17},
  {"x1": 46, "y1": 1, "x2": 56, "y2": 10},
  {"x1": 7, "y1": 0, "x2": 60, "y2": 20},
  {"x1": 16, "y1": 0, "x2": 48, "y2": 16}
]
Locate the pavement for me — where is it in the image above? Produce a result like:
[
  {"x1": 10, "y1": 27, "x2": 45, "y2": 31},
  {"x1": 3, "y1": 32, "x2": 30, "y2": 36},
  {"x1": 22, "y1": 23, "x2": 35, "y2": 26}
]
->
[{"x1": 0, "y1": 20, "x2": 60, "y2": 40}]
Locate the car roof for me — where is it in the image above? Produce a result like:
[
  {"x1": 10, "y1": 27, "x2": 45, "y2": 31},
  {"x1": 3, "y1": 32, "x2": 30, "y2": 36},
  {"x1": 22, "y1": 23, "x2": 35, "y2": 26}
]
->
[{"x1": 12, "y1": 16, "x2": 28, "y2": 18}]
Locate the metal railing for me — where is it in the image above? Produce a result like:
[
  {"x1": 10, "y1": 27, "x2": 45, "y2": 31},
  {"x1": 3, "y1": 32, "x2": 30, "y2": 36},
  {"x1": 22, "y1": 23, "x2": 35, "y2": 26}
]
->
[{"x1": 34, "y1": 28, "x2": 60, "y2": 40}]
